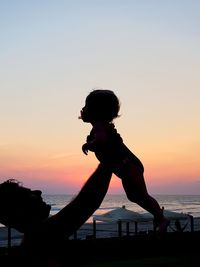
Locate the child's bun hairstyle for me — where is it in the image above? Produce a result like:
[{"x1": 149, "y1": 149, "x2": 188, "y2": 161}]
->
[{"x1": 86, "y1": 89, "x2": 120, "y2": 122}]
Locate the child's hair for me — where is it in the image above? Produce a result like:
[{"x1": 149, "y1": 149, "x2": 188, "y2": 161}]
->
[
  {"x1": 0, "y1": 179, "x2": 22, "y2": 225},
  {"x1": 86, "y1": 89, "x2": 120, "y2": 122}
]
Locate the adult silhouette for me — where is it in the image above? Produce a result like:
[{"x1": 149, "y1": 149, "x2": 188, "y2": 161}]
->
[{"x1": 0, "y1": 163, "x2": 112, "y2": 266}]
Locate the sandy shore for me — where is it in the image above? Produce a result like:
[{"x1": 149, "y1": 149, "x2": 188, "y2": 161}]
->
[{"x1": 1, "y1": 216, "x2": 199, "y2": 247}]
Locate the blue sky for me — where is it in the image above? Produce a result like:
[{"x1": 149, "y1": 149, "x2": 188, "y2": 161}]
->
[{"x1": 0, "y1": 0, "x2": 200, "y2": 194}]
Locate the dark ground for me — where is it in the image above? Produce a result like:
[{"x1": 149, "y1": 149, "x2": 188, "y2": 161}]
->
[{"x1": 1, "y1": 231, "x2": 200, "y2": 266}]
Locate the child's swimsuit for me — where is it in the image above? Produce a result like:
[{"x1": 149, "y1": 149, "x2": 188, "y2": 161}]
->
[{"x1": 86, "y1": 123, "x2": 144, "y2": 177}]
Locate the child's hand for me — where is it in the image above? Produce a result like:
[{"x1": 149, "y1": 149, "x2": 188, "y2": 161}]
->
[{"x1": 82, "y1": 143, "x2": 89, "y2": 155}]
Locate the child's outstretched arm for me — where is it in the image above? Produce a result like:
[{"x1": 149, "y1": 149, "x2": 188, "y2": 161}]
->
[{"x1": 82, "y1": 122, "x2": 108, "y2": 155}]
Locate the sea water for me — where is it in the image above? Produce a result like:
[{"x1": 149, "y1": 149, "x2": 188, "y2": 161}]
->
[
  {"x1": 45, "y1": 194, "x2": 200, "y2": 221},
  {"x1": 1, "y1": 194, "x2": 200, "y2": 229},
  {"x1": 1, "y1": 194, "x2": 200, "y2": 247}
]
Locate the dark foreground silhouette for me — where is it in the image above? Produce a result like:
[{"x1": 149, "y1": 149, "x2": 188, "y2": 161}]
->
[
  {"x1": 0, "y1": 163, "x2": 112, "y2": 266},
  {"x1": 1, "y1": 231, "x2": 200, "y2": 266}
]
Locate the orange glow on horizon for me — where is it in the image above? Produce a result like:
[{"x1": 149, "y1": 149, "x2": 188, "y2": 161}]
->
[{"x1": 0, "y1": 141, "x2": 200, "y2": 194}]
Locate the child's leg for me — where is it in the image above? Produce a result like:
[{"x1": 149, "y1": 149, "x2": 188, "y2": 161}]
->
[{"x1": 121, "y1": 164, "x2": 169, "y2": 232}]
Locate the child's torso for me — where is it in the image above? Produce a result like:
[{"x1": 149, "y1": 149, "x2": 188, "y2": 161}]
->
[{"x1": 88, "y1": 123, "x2": 144, "y2": 172}]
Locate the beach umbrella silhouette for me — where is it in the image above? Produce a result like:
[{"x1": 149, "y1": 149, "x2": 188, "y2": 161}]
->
[
  {"x1": 141, "y1": 209, "x2": 194, "y2": 232},
  {"x1": 93, "y1": 207, "x2": 194, "y2": 236},
  {"x1": 142, "y1": 209, "x2": 190, "y2": 220},
  {"x1": 93, "y1": 207, "x2": 153, "y2": 236},
  {"x1": 93, "y1": 207, "x2": 144, "y2": 223}
]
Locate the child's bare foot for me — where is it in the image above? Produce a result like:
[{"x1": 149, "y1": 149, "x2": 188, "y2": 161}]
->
[{"x1": 156, "y1": 217, "x2": 170, "y2": 234}]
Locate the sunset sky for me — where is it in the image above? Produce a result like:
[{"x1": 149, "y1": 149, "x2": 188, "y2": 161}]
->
[{"x1": 0, "y1": 1, "x2": 200, "y2": 195}]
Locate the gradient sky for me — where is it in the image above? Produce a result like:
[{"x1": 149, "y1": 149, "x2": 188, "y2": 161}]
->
[{"x1": 0, "y1": 0, "x2": 200, "y2": 194}]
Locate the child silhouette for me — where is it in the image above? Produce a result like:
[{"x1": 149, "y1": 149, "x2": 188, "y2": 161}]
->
[{"x1": 79, "y1": 89, "x2": 170, "y2": 233}]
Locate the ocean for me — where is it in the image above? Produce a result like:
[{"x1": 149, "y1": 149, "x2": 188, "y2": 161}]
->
[
  {"x1": 1, "y1": 194, "x2": 200, "y2": 228},
  {"x1": 45, "y1": 194, "x2": 200, "y2": 221},
  {"x1": 1, "y1": 194, "x2": 200, "y2": 247}
]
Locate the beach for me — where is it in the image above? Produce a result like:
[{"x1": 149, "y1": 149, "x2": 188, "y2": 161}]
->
[
  {"x1": 1, "y1": 217, "x2": 200, "y2": 267},
  {"x1": 1, "y1": 216, "x2": 200, "y2": 248},
  {"x1": 1, "y1": 193, "x2": 200, "y2": 249}
]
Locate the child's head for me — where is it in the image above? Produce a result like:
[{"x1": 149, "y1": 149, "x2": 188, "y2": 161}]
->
[{"x1": 81, "y1": 89, "x2": 120, "y2": 123}]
